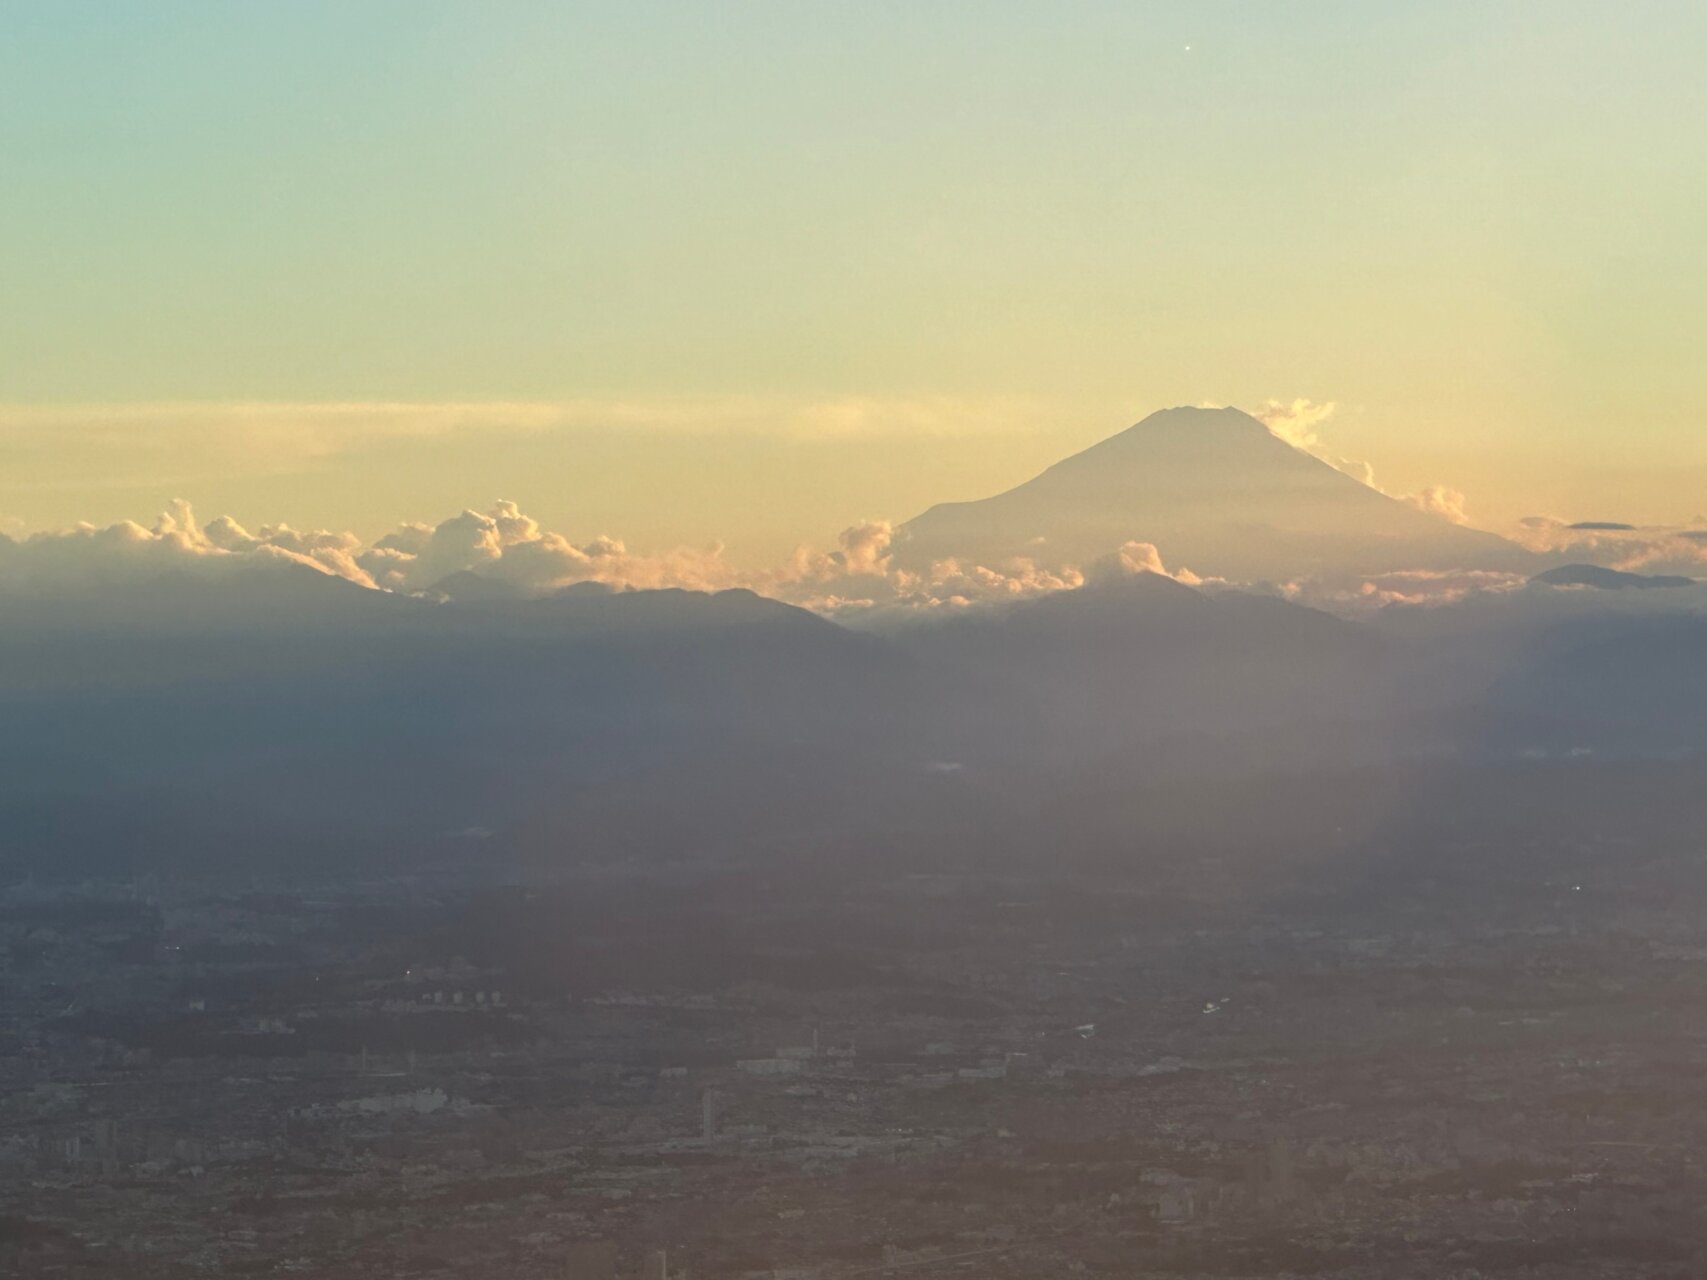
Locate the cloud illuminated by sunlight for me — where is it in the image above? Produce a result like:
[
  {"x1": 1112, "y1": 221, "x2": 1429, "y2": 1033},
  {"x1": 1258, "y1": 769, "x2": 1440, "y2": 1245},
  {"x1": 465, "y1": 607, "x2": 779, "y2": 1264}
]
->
[{"x1": 1254, "y1": 398, "x2": 1338, "y2": 449}]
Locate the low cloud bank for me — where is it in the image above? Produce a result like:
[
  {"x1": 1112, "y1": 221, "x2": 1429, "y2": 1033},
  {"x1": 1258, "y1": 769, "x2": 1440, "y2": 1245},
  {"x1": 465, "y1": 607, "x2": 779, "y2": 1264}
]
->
[
  {"x1": 7, "y1": 491, "x2": 1696, "y2": 624},
  {"x1": 1512, "y1": 515, "x2": 1707, "y2": 578},
  {"x1": 0, "y1": 500, "x2": 368, "y2": 592},
  {"x1": 1275, "y1": 568, "x2": 1529, "y2": 613},
  {"x1": 0, "y1": 500, "x2": 1198, "y2": 615}
]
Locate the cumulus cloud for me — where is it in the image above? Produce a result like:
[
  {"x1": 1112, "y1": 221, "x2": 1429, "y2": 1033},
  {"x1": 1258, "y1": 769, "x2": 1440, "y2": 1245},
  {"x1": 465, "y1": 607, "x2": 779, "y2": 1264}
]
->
[
  {"x1": 1250, "y1": 398, "x2": 1380, "y2": 488},
  {"x1": 1081, "y1": 541, "x2": 1204, "y2": 587},
  {"x1": 788, "y1": 520, "x2": 896, "y2": 584},
  {"x1": 1255, "y1": 398, "x2": 1338, "y2": 450},
  {"x1": 1251, "y1": 399, "x2": 1475, "y2": 524},
  {"x1": 353, "y1": 501, "x2": 754, "y2": 596},
  {"x1": 899, "y1": 556, "x2": 1087, "y2": 610},
  {"x1": 782, "y1": 519, "x2": 1101, "y2": 614},
  {"x1": 1096, "y1": 540, "x2": 1168, "y2": 578},
  {"x1": 0, "y1": 497, "x2": 749, "y2": 598},
  {"x1": 0, "y1": 498, "x2": 374, "y2": 592},
  {"x1": 784, "y1": 525, "x2": 1213, "y2": 613},
  {"x1": 4, "y1": 498, "x2": 1194, "y2": 616},
  {"x1": 1401, "y1": 485, "x2": 1471, "y2": 525}
]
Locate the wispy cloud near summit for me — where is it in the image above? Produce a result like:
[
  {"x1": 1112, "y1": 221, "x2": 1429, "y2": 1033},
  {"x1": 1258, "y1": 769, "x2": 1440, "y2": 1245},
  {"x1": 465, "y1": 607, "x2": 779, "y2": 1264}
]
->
[{"x1": 1254, "y1": 397, "x2": 1338, "y2": 450}]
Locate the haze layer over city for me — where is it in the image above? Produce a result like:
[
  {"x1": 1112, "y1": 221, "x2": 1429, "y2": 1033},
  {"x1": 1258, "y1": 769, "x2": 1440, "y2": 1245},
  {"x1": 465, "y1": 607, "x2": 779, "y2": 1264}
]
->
[{"x1": 5, "y1": 5, "x2": 1707, "y2": 1278}]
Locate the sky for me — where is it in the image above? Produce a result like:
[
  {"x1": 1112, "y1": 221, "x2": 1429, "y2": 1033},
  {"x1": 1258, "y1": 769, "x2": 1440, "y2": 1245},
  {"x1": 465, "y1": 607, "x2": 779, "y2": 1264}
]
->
[{"x1": 4, "y1": 1, "x2": 1706, "y2": 561}]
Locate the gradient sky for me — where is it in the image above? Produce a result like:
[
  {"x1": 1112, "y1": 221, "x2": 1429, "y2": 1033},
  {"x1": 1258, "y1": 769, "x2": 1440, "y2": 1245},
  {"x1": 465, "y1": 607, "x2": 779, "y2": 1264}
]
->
[{"x1": 4, "y1": 1, "x2": 1705, "y2": 560}]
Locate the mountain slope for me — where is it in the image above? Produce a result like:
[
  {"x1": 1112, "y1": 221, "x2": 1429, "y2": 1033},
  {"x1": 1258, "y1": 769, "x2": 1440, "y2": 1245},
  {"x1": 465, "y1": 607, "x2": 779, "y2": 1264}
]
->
[
  {"x1": 893, "y1": 570, "x2": 1392, "y2": 769},
  {"x1": 893, "y1": 405, "x2": 1532, "y2": 581},
  {"x1": 0, "y1": 579, "x2": 921, "y2": 875}
]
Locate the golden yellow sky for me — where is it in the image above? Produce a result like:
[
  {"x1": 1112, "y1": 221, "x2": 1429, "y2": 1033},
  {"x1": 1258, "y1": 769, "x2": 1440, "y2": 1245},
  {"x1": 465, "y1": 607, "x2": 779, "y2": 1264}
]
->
[{"x1": 3, "y1": 4, "x2": 1705, "y2": 558}]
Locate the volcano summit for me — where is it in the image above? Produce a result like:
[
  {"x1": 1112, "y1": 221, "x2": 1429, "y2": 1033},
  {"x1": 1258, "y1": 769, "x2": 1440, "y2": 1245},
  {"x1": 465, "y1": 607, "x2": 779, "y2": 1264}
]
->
[{"x1": 893, "y1": 406, "x2": 1532, "y2": 582}]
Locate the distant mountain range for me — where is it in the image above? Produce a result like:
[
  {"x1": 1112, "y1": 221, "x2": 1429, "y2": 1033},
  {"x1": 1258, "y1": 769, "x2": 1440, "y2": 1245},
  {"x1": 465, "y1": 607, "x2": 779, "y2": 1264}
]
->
[
  {"x1": 5, "y1": 406, "x2": 1707, "y2": 881},
  {"x1": 894, "y1": 405, "x2": 1534, "y2": 581},
  {"x1": 7, "y1": 549, "x2": 1707, "y2": 880},
  {"x1": 1529, "y1": 563, "x2": 1695, "y2": 591}
]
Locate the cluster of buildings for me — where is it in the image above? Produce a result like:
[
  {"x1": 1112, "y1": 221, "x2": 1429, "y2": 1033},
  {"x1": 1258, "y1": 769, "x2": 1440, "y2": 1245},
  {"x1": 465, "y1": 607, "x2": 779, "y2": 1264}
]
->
[{"x1": 6, "y1": 855, "x2": 1707, "y2": 1277}]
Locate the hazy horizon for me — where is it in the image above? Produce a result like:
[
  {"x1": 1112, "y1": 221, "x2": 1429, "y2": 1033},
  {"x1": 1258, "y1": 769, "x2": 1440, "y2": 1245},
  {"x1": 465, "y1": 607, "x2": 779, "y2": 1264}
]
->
[
  {"x1": 9, "y1": 8, "x2": 1707, "y2": 1279},
  {"x1": 7, "y1": 3, "x2": 1707, "y2": 554}
]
